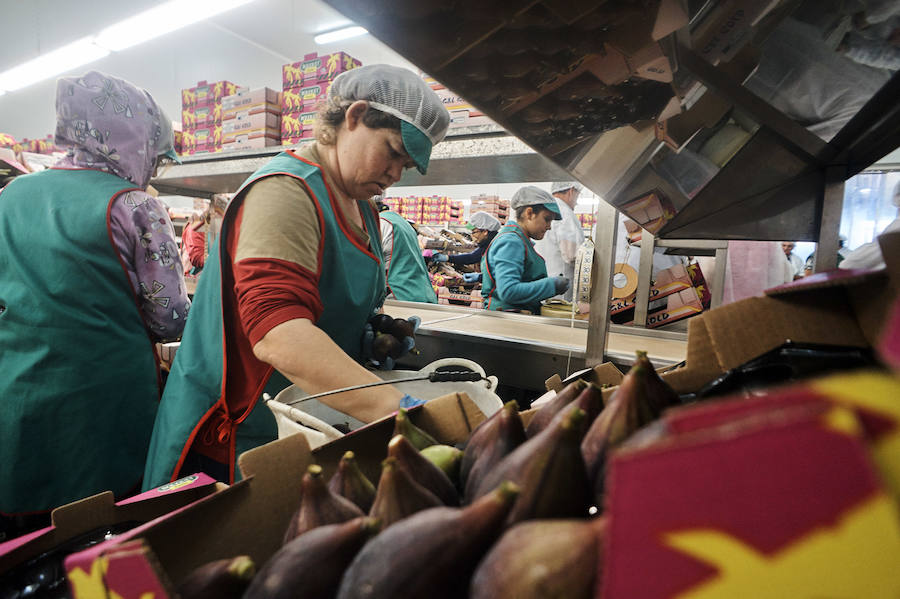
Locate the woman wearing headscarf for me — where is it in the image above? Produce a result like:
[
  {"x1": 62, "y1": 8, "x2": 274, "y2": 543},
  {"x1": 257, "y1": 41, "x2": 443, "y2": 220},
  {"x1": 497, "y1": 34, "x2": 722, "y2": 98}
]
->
[
  {"x1": 143, "y1": 65, "x2": 450, "y2": 488},
  {"x1": 0, "y1": 71, "x2": 189, "y2": 532}
]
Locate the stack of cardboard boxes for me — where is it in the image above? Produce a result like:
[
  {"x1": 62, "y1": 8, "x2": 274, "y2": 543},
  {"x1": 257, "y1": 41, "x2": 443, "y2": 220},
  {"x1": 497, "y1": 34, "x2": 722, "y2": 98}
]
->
[
  {"x1": 380, "y1": 197, "x2": 402, "y2": 213},
  {"x1": 221, "y1": 88, "x2": 282, "y2": 152},
  {"x1": 577, "y1": 211, "x2": 596, "y2": 230},
  {"x1": 422, "y1": 74, "x2": 495, "y2": 130},
  {"x1": 0, "y1": 133, "x2": 59, "y2": 155},
  {"x1": 419, "y1": 195, "x2": 456, "y2": 225},
  {"x1": 281, "y1": 52, "x2": 362, "y2": 146},
  {"x1": 470, "y1": 194, "x2": 509, "y2": 223},
  {"x1": 181, "y1": 80, "x2": 240, "y2": 155},
  {"x1": 399, "y1": 196, "x2": 423, "y2": 223}
]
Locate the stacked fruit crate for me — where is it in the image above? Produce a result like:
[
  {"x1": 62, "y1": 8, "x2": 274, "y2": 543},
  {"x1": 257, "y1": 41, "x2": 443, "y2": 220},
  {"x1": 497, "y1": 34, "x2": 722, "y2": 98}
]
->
[
  {"x1": 281, "y1": 52, "x2": 362, "y2": 146},
  {"x1": 181, "y1": 80, "x2": 240, "y2": 155}
]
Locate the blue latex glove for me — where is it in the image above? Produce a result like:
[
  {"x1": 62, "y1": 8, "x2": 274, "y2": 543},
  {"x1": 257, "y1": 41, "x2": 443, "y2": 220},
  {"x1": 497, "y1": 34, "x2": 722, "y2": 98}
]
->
[
  {"x1": 399, "y1": 394, "x2": 427, "y2": 409},
  {"x1": 432, "y1": 253, "x2": 449, "y2": 263},
  {"x1": 551, "y1": 276, "x2": 570, "y2": 295},
  {"x1": 462, "y1": 272, "x2": 482, "y2": 284}
]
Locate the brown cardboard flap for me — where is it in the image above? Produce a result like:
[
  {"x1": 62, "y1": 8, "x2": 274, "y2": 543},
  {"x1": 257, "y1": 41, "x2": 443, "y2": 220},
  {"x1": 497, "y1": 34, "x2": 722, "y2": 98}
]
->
[
  {"x1": 701, "y1": 294, "x2": 869, "y2": 372},
  {"x1": 313, "y1": 392, "x2": 484, "y2": 484}
]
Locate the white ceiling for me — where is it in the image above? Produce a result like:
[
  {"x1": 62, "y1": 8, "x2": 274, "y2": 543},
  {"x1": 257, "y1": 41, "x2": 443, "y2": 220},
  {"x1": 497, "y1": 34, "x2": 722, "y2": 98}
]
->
[{"x1": 0, "y1": 0, "x2": 418, "y2": 140}]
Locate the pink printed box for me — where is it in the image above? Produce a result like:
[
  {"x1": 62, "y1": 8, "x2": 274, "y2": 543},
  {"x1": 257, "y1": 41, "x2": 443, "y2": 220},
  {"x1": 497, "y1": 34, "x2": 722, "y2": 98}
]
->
[
  {"x1": 222, "y1": 87, "x2": 280, "y2": 113},
  {"x1": 181, "y1": 80, "x2": 240, "y2": 109},
  {"x1": 282, "y1": 51, "x2": 362, "y2": 89},
  {"x1": 282, "y1": 83, "x2": 330, "y2": 113},
  {"x1": 222, "y1": 112, "x2": 281, "y2": 135},
  {"x1": 223, "y1": 135, "x2": 282, "y2": 151},
  {"x1": 223, "y1": 126, "x2": 280, "y2": 145},
  {"x1": 281, "y1": 110, "x2": 317, "y2": 143}
]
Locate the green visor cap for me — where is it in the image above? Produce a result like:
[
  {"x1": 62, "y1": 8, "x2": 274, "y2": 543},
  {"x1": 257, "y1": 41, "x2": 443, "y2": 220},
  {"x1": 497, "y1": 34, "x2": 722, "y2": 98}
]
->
[
  {"x1": 543, "y1": 201, "x2": 562, "y2": 219},
  {"x1": 401, "y1": 120, "x2": 433, "y2": 175}
]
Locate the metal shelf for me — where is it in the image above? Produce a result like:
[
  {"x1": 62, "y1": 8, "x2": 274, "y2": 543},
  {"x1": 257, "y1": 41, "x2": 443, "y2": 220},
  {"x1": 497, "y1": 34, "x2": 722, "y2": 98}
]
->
[{"x1": 151, "y1": 125, "x2": 568, "y2": 198}]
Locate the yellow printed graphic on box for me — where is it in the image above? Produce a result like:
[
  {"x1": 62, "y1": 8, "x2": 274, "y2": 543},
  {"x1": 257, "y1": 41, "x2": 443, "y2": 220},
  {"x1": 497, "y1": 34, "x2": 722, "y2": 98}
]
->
[{"x1": 666, "y1": 493, "x2": 900, "y2": 599}]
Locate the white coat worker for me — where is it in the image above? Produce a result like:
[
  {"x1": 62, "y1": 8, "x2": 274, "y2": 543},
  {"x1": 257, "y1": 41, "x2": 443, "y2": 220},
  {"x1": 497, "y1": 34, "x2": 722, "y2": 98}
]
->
[
  {"x1": 840, "y1": 182, "x2": 900, "y2": 270},
  {"x1": 534, "y1": 181, "x2": 585, "y2": 301}
]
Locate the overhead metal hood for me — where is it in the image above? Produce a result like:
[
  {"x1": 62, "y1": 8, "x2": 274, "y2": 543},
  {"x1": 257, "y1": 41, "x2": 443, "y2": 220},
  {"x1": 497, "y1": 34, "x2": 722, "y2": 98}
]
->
[{"x1": 323, "y1": 0, "x2": 900, "y2": 242}]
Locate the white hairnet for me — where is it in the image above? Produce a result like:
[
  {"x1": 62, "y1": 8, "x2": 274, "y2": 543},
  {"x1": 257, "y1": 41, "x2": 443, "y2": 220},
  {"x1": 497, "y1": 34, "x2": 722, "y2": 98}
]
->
[
  {"x1": 329, "y1": 64, "x2": 450, "y2": 174},
  {"x1": 510, "y1": 186, "x2": 562, "y2": 220},
  {"x1": 550, "y1": 181, "x2": 583, "y2": 194},
  {"x1": 468, "y1": 211, "x2": 501, "y2": 231}
]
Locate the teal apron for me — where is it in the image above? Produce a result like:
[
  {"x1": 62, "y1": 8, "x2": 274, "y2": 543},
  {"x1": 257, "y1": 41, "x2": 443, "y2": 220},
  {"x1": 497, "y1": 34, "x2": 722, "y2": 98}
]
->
[
  {"x1": 143, "y1": 150, "x2": 385, "y2": 488},
  {"x1": 381, "y1": 210, "x2": 437, "y2": 303},
  {"x1": 0, "y1": 169, "x2": 159, "y2": 513},
  {"x1": 481, "y1": 221, "x2": 550, "y2": 314}
]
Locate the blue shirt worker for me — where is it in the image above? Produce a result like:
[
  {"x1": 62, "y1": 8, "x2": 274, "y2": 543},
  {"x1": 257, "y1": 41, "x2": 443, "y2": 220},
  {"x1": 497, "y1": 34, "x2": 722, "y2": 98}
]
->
[
  {"x1": 431, "y1": 211, "x2": 501, "y2": 266},
  {"x1": 481, "y1": 186, "x2": 569, "y2": 314}
]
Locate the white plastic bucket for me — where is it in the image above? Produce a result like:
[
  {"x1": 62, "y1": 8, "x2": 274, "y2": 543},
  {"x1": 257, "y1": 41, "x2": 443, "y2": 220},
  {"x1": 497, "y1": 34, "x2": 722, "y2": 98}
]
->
[{"x1": 266, "y1": 358, "x2": 503, "y2": 449}]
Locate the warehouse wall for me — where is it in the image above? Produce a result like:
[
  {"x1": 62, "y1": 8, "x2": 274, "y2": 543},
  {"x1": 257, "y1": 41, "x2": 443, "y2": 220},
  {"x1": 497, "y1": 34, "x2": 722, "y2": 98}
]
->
[{"x1": 0, "y1": 0, "x2": 415, "y2": 140}]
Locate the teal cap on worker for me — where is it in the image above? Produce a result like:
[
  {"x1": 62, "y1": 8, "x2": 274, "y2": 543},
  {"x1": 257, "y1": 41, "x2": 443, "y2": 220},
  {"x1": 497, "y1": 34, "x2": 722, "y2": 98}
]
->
[
  {"x1": 329, "y1": 64, "x2": 451, "y2": 175},
  {"x1": 510, "y1": 186, "x2": 562, "y2": 220}
]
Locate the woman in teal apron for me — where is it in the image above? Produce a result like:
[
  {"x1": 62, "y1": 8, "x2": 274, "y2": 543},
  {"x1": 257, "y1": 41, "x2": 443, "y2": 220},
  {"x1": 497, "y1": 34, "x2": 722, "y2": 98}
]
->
[
  {"x1": 0, "y1": 72, "x2": 187, "y2": 533},
  {"x1": 379, "y1": 206, "x2": 438, "y2": 303},
  {"x1": 481, "y1": 186, "x2": 570, "y2": 314},
  {"x1": 143, "y1": 65, "x2": 451, "y2": 488}
]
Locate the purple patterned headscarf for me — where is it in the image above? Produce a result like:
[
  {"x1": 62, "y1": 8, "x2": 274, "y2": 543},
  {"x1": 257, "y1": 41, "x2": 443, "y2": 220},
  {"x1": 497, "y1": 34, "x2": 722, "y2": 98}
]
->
[{"x1": 54, "y1": 71, "x2": 176, "y2": 189}]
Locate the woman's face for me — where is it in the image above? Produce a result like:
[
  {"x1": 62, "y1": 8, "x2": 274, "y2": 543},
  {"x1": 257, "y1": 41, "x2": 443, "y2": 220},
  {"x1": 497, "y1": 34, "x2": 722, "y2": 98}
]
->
[
  {"x1": 472, "y1": 228, "x2": 489, "y2": 244},
  {"x1": 519, "y1": 207, "x2": 555, "y2": 240},
  {"x1": 334, "y1": 101, "x2": 416, "y2": 200}
]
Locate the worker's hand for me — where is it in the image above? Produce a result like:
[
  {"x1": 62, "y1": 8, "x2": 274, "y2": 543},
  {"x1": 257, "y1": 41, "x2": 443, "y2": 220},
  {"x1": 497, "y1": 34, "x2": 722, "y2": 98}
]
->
[
  {"x1": 399, "y1": 394, "x2": 427, "y2": 409},
  {"x1": 432, "y1": 253, "x2": 449, "y2": 263},
  {"x1": 463, "y1": 272, "x2": 482, "y2": 284},
  {"x1": 551, "y1": 276, "x2": 570, "y2": 295},
  {"x1": 361, "y1": 316, "x2": 421, "y2": 370}
]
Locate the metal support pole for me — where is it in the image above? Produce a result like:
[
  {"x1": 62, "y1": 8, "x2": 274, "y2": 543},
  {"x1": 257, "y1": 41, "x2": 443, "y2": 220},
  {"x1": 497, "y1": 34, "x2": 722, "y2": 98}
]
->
[
  {"x1": 711, "y1": 246, "x2": 728, "y2": 309},
  {"x1": 586, "y1": 202, "x2": 619, "y2": 364},
  {"x1": 815, "y1": 167, "x2": 845, "y2": 272},
  {"x1": 634, "y1": 230, "x2": 655, "y2": 326}
]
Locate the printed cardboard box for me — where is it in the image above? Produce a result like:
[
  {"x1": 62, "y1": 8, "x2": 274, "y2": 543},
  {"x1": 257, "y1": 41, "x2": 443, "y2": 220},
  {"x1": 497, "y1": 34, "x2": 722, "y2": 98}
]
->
[
  {"x1": 0, "y1": 474, "x2": 220, "y2": 589},
  {"x1": 222, "y1": 87, "x2": 280, "y2": 113},
  {"x1": 222, "y1": 136, "x2": 282, "y2": 151},
  {"x1": 222, "y1": 112, "x2": 281, "y2": 135},
  {"x1": 63, "y1": 393, "x2": 483, "y2": 598},
  {"x1": 181, "y1": 80, "x2": 240, "y2": 109},
  {"x1": 282, "y1": 51, "x2": 361, "y2": 89},
  {"x1": 281, "y1": 110, "x2": 317, "y2": 143}
]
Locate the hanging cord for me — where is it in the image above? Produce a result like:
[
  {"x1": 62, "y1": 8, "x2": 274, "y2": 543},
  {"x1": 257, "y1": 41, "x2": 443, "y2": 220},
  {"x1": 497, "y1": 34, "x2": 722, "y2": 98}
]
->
[{"x1": 272, "y1": 370, "x2": 490, "y2": 407}]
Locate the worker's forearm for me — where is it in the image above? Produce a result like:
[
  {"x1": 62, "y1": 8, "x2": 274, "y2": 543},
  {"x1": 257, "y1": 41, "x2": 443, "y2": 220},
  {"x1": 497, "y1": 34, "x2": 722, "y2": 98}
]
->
[{"x1": 253, "y1": 319, "x2": 403, "y2": 422}]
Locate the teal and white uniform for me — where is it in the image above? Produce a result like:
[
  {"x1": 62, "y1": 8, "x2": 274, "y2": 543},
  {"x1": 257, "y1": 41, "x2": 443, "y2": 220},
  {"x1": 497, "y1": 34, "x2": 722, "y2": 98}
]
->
[
  {"x1": 143, "y1": 150, "x2": 385, "y2": 488},
  {"x1": 380, "y1": 210, "x2": 437, "y2": 303},
  {"x1": 481, "y1": 221, "x2": 556, "y2": 314}
]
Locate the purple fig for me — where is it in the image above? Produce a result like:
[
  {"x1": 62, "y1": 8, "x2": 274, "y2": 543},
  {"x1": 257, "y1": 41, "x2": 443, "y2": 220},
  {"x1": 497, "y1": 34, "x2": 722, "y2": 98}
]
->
[
  {"x1": 328, "y1": 451, "x2": 376, "y2": 512},
  {"x1": 525, "y1": 379, "x2": 588, "y2": 437},
  {"x1": 284, "y1": 464, "x2": 364, "y2": 544},
  {"x1": 244, "y1": 517, "x2": 379, "y2": 599},
  {"x1": 387, "y1": 435, "x2": 459, "y2": 506},
  {"x1": 369, "y1": 457, "x2": 443, "y2": 528},
  {"x1": 337, "y1": 482, "x2": 520, "y2": 599},
  {"x1": 470, "y1": 517, "x2": 608, "y2": 599},
  {"x1": 176, "y1": 555, "x2": 255, "y2": 599},
  {"x1": 473, "y1": 408, "x2": 592, "y2": 524},
  {"x1": 461, "y1": 401, "x2": 526, "y2": 503},
  {"x1": 392, "y1": 407, "x2": 438, "y2": 450}
]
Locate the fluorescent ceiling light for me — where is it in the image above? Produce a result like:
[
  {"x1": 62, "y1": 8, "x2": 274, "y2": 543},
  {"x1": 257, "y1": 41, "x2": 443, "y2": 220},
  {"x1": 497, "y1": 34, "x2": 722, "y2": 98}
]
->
[
  {"x1": 314, "y1": 26, "x2": 367, "y2": 45},
  {"x1": 0, "y1": 37, "x2": 109, "y2": 92},
  {"x1": 95, "y1": 0, "x2": 256, "y2": 52}
]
